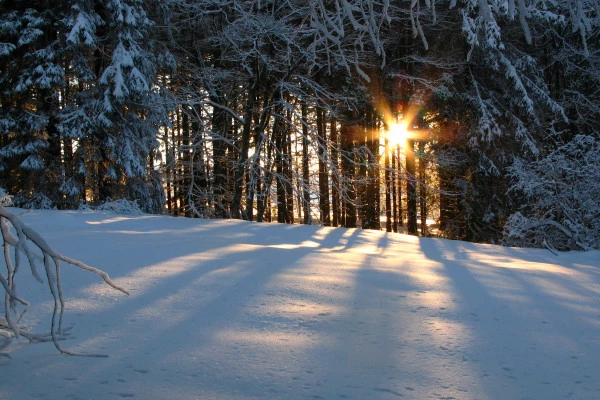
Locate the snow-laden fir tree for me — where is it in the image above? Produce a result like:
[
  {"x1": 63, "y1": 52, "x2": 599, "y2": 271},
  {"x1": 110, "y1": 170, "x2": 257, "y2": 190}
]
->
[
  {"x1": 0, "y1": 0, "x2": 170, "y2": 212},
  {"x1": 0, "y1": 3, "x2": 67, "y2": 206},
  {"x1": 59, "y1": 0, "x2": 170, "y2": 213}
]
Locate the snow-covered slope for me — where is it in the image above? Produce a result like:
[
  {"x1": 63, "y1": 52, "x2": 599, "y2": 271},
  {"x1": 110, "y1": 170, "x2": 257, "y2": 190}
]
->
[{"x1": 2, "y1": 209, "x2": 600, "y2": 399}]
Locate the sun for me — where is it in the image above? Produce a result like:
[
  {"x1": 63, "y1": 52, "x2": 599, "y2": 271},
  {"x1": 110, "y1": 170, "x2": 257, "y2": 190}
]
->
[{"x1": 386, "y1": 122, "x2": 410, "y2": 147}]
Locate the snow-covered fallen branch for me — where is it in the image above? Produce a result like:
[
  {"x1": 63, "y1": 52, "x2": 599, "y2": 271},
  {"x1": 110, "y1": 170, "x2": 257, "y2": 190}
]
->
[{"x1": 0, "y1": 206, "x2": 129, "y2": 357}]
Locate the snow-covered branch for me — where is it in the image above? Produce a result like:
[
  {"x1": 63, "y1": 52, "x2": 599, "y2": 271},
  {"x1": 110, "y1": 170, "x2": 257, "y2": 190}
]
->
[
  {"x1": 505, "y1": 134, "x2": 600, "y2": 251},
  {"x1": 0, "y1": 207, "x2": 129, "y2": 357}
]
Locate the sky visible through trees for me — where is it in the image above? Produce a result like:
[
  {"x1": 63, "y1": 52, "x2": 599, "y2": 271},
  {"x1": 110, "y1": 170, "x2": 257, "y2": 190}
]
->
[{"x1": 0, "y1": 0, "x2": 598, "y2": 250}]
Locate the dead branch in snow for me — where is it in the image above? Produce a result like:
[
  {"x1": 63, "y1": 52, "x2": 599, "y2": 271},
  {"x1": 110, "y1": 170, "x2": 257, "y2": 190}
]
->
[{"x1": 0, "y1": 206, "x2": 129, "y2": 357}]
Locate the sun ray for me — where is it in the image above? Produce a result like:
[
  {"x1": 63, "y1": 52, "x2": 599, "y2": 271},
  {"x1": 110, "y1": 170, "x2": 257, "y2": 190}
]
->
[{"x1": 386, "y1": 122, "x2": 409, "y2": 147}]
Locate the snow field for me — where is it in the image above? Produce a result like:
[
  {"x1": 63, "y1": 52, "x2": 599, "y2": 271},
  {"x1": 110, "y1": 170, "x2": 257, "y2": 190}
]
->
[{"x1": 1, "y1": 209, "x2": 600, "y2": 399}]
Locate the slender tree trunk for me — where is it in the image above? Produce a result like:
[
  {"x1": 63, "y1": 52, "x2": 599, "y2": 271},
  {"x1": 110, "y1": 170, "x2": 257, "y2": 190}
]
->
[
  {"x1": 60, "y1": 81, "x2": 78, "y2": 207},
  {"x1": 397, "y1": 145, "x2": 404, "y2": 228},
  {"x1": 391, "y1": 147, "x2": 398, "y2": 232},
  {"x1": 285, "y1": 107, "x2": 294, "y2": 223},
  {"x1": 248, "y1": 90, "x2": 271, "y2": 221},
  {"x1": 406, "y1": 138, "x2": 418, "y2": 235},
  {"x1": 182, "y1": 108, "x2": 192, "y2": 217},
  {"x1": 171, "y1": 109, "x2": 181, "y2": 216},
  {"x1": 293, "y1": 128, "x2": 303, "y2": 222},
  {"x1": 330, "y1": 118, "x2": 340, "y2": 227},
  {"x1": 317, "y1": 107, "x2": 330, "y2": 226},
  {"x1": 211, "y1": 93, "x2": 229, "y2": 218},
  {"x1": 363, "y1": 109, "x2": 379, "y2": 229},
  {"x1": 418, "y1": 141, "x2": 428, "y2": 235},
  {"x1": 275, "y1": 115, "x2": 287, "y2": 223},
  {"x1": 244, "y1": 81, "x2": 270, "y2": 222},
  {"x1": 385, "y1": 138, "x2": 392, "y2": 232},
  {"x1": 438, "y1": 124, "x2": 458, "y2": 237},
  {"x1": 191, "y1": 105, "x2": 208, "y2": 217},
  {"x1": 340, "y1": 118, "x2": 356, "y2": 228},
  {"x1": 438, "y1": 165, "x2": 456, "y2": 236},
  {"x1": 164, "y1": 121, "x2": 173, "y2": 215},
  {"x1": 231, "y1": 75, "x2": 258, "y2": 219},
  {"x1": 301, "y1": 100, "x2": 311, "y2": 225},
  {"x1": 256, "y1": 103, "x2": 281, "y2": 222},
  {"x1": 45, "y1": 114, "x2": 62, "y2": 206}
]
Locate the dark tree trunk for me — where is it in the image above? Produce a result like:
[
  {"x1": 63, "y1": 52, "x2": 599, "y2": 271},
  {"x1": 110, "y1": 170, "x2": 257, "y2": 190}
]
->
[
  {"x1": 182, "y1": 108, "x2": 192, "y2": 217},
  {"x1": 211, "y1": 93, "x2": 230, "y2": 218},
  {"x1": 363, "y1": 109, "x2": 379, "y2": 230},
  {"x1": 191, "y1": 105, "x2": 209, "y2": 217},
  {"x1": 285, "y1": 107, "x2": 294, "y2": 223},
  {"x1": 397, "y1": 145, "x2": 404, "y2": 228},
  {"x1": 385, "y1": 138, "x2": 392, "y2": 232},
  {"x1": 275, "y1": 115, "x2": 291, "y2": 223},
  {"x1": 164, "y1": 124, "x2": 173, "y2": 215},
  {"x1": 330, "y1": 118, "x2": 340, "y2": 227},
  {"x1": 406, "y1": 138, "x2": 418, "y2": 235},
  {"x1": 317, "y1": 107, "x2": 330, "y2": 226},
  {"x1": 340, "y1": 118, "x2": 357, "y2": 228},
  {"x1": 301, "y1": 100, "x2": 311, "y2": 225},
  {"x1": 418, "y1": 141, "x2": 428, "y2": 235},
  {"x1": 231, "y1": 75, "x2": 258, "y2": 219},
  {"x1": 391, "y1": 146, "x2": 398, "y2": 232}
]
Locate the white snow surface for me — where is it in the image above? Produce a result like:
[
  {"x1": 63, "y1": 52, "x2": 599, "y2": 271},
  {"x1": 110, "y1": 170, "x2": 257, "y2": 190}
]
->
[{"x1": 2, "y1": 209, "x2": 600, "y2": 400}]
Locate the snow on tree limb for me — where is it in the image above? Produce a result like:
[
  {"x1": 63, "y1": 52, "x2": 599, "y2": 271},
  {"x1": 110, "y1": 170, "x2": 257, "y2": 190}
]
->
[
  {"x1": 0, "y1": 207, "x2": 129, "y2": 357},
  {"x1": 505, "y1": 135, "x2": 600, "y2": 251}
]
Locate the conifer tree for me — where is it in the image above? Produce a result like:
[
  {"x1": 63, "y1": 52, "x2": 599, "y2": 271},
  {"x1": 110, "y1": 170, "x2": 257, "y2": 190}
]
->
[{"x1": 0, "y1": 2, "x2": 66, "y2": 206}]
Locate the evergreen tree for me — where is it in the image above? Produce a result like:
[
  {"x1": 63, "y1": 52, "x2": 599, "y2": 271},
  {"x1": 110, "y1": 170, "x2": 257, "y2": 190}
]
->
[
  {"x1": 0, "y1": 2, "x2": 66, "y2": 206},
  {"x1": 60, "y1": 0, "x2": 169, "y2": 212},
  {"x1": 0, "y1": 0, "x2": 170, "y2": 212}
]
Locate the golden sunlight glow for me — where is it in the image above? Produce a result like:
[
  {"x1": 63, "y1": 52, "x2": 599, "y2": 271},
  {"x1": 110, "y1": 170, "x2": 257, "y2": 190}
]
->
[
  {"x1": 386, "y1": 123, "x2": 410, "y2": 147},
  {"x1": 375, "y1": 95, "x2": 419, "y2": 148}
]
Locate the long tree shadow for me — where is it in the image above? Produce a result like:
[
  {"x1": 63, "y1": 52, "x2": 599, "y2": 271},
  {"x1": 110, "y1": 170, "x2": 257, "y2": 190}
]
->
[{"x1": 418, "y1": 237, "x2": 600, "y2": 400}]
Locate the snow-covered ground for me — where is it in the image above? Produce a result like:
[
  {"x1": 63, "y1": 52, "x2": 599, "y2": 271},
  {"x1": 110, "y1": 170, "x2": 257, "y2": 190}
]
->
[{"x1": 2, "y1": 209, "x2": 600, "y2": 400}]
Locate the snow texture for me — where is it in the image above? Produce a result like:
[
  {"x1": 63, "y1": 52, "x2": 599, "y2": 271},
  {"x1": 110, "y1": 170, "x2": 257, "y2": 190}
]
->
[{"x1": 1, "y1": 209, "x2": 600, "y2": 399}]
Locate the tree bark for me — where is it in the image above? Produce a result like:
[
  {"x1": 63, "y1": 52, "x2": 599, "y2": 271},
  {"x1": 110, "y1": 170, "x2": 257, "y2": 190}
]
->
[
  {"x1": 317, "y1": 107, "x2": 331, "y2": 226},
  {"x1": 301, "y1": 99, "x2": 312, "y2": 225},
  {"x1": 406, "y1": 138, "x2": 418, "y2": 235}
]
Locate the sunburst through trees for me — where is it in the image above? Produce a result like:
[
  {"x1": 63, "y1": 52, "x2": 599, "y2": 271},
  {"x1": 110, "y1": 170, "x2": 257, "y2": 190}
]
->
[{"x1": 1, "y1": 0, "x2": 598, "y2": 249}]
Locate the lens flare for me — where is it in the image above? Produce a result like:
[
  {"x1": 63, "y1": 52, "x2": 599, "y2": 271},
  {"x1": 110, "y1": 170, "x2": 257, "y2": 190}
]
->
[{"x1": 386, "y1": 122, "x2": 409, "y2": 147}]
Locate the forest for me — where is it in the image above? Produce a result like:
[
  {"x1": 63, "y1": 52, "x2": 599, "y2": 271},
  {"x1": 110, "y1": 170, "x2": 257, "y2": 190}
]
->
[{"x1": 0, "y1": 0, "x2": 598, "y2": 251}]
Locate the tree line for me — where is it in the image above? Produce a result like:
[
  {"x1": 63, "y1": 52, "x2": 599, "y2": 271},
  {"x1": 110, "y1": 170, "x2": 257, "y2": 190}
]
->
[{"x1": 1, "y1": 0, "x2": 598, "y2": 250}]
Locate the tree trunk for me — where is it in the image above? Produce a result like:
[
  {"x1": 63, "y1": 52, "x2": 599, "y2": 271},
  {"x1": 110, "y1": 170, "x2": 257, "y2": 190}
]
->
[
  {"x1": 191, "y1": 105, "x2": 209, "y2": 217},
  {"x1": 285, "y1": 107, "x2": 294, "y2": 223},
  {"x1": 164, "y1": 123, "x2": 173, "y2": 215},
  {"x1": 385, "y1": 138, "x2": 392, "y2": 232},
  {"x1": 231, "y1": 74, "x2": 259, "y2": 219},
  {"x1": 275, "y1": 114, "x2": 290, "y2": 223},
  {"x1": 301, "y1": 100, "x2": 312, "y2": 225},
  {"x1": 317, "y1": 107, "x2": 330, "y2": 226},
  {"x1": 340, "y1": 117, "x2": 357, "y2": 228},
  {"x1": 363, "y1": 109, "x2": 379, "y2": 230},
  {"x1": 330, "y1": 118, "x2": 340, "y2": 227},
  {"x1": 391, "y1": 146, "x2": 398, "y2": 232},
  {"x1": 182, "y1": 108, "x2": 192, "y2": 217},
  {"x1": 418, "y1": 141, "x2": 428, "y2": 235},
  {"x1": 406, "y1": 138, "x2": 418, "y2": 235},
  {"x1": 211, "y1": 93, "x2": 230, "y2": 218}
]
